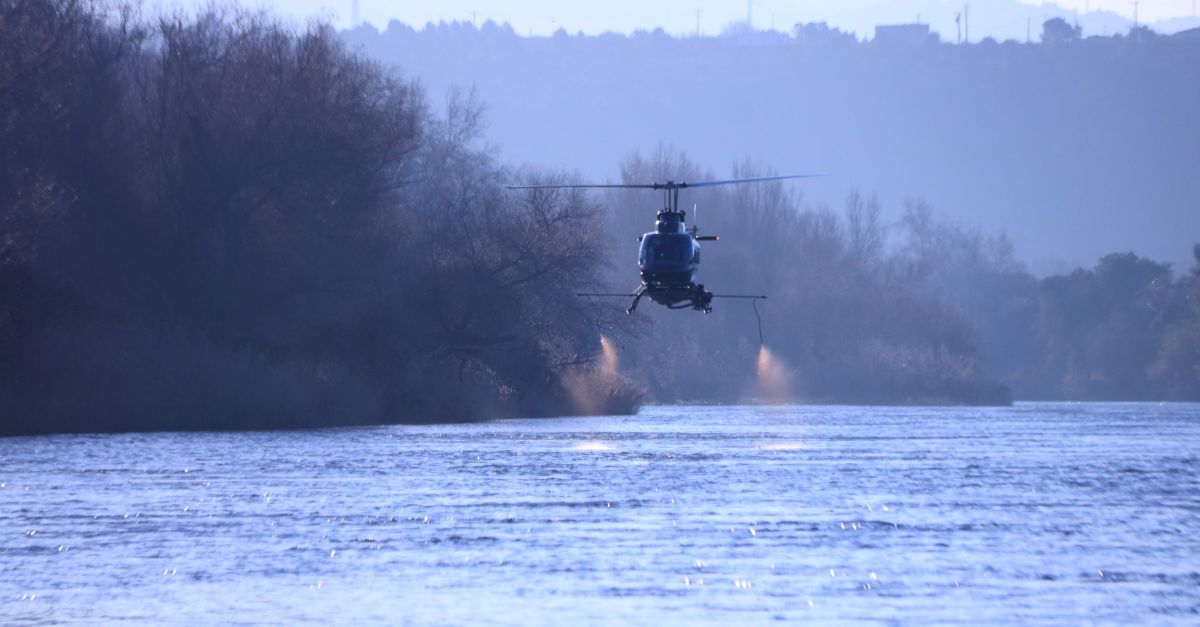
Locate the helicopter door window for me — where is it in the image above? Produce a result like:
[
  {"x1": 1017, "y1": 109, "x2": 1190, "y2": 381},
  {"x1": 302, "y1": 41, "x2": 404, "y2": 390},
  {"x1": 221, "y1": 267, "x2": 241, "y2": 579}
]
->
[
  {"x1": 642, "y1": 236, "x2": 661, "y2": 262},
  {"x1": 642, "y1": 235, "x2": 691, "y2": 264}
]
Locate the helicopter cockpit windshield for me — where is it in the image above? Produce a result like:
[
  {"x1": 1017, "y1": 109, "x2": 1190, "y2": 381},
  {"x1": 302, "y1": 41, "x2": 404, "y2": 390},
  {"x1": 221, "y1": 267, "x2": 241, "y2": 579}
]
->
[{"x1": 639, "y1": 233, "x2": 697, "y2": 272}]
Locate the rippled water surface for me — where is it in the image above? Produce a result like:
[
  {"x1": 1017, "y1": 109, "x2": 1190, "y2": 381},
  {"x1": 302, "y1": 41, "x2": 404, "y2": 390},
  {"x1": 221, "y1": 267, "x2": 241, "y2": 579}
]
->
[{"x1": 2, "y1": 403, "x2": 1198, "y2": 624}]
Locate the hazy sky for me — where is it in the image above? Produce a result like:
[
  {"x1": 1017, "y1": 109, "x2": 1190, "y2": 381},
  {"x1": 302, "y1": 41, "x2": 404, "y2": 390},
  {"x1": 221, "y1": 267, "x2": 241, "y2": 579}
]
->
[{"x1": 156, "y1": 0, "x2": 1197, "y2": 35}]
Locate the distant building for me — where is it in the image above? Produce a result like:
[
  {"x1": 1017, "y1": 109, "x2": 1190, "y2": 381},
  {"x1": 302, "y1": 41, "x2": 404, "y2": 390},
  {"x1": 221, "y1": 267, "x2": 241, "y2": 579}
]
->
[
  {"x1": 1174, "y1": 26, "x2": 1200, "y2": 41},
  {"x1": 873, "y1": 23, "x2": 936, "y2": 45}
]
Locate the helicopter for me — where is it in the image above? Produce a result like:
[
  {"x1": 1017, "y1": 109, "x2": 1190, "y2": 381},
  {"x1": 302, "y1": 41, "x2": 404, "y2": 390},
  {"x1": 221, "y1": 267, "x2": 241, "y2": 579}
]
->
[{"x1": 507, "y1": 174, "x2": 820, "y2": 314}]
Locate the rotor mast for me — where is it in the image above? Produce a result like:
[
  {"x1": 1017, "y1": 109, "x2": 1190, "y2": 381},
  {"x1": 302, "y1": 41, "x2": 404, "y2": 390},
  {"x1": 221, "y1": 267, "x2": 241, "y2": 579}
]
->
[{"x1": 662, "y1": 184, "x2": 682, "y2": 212}]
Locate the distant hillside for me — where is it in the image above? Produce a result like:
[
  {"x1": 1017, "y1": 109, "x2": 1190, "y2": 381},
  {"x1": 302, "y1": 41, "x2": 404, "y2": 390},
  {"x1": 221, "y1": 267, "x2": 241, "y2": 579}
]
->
[{"x1": 345, "y1": 21, "x2": 1200, "y2": 272}]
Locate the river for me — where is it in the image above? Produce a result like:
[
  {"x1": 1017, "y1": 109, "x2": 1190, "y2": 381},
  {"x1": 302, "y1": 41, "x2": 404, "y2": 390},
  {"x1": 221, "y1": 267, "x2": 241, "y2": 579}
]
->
[{"x1": 1, "y1": 403, "x2": 1197, "y2": 623}]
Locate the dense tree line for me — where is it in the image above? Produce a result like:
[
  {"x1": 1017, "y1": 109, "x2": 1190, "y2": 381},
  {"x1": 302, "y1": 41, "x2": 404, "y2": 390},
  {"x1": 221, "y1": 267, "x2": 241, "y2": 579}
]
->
[
  {"x1": 0, "y1": 0, "x2": 637, "y2": 435},
  {"x1": 898, "y1": 206, "x2": 1200, "y2": 401}
]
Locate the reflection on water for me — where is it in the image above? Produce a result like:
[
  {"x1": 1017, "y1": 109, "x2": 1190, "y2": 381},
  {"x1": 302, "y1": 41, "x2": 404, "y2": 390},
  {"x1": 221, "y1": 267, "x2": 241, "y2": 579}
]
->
[
  {"x1": 0, "y1": 403, "x2": 1197, "y2": 623},
  {"x1": 756, "y1": 442, "x2": 806, "y2": 451},
  {"x1": 570, "y1": 441, "x2": 616, "y2": 452}
]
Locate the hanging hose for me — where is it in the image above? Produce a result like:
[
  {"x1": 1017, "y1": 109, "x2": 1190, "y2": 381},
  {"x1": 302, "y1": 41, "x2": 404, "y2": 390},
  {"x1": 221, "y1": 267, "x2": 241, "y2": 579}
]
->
[{"x1": 752, "y1": 298, "x2": 764, "y2": 346}]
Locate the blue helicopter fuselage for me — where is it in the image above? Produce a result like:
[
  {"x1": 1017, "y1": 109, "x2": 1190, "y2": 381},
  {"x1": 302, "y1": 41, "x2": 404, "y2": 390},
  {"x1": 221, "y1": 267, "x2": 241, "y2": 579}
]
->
[{"x1": 638, "y1": 210, "x2": 702, "y2": 306}]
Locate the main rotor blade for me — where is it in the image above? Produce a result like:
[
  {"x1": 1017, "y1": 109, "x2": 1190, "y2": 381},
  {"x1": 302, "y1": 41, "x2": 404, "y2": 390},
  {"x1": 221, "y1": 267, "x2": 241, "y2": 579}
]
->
[
  {"x1": 507, "y1": 174, "x2": 823, "y2": 191},
  {"x1": 507, "y1": 184, "x2": 658, "y2": 190},
  {"x1": 711, "y1": 294, "x2": 768, "y2": 299},
  {"x1": 682, "y1": 174, "x2": 824, "y2": 188},
  {"x1": 577, "y1": 292, "x2": 638, "y2": 297}
]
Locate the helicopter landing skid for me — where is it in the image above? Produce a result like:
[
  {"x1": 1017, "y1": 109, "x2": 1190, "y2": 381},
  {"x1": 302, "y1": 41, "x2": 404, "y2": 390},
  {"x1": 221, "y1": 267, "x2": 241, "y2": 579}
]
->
[
  {"x1": 578, "y1": 285, "x2": 746, "y2": 315},
  {"x1": 626, "y1": 286, "x2": 647, "y2": 315},
  {"x1": 637, "y1": 284, "x2": 713, "y2": 314}
]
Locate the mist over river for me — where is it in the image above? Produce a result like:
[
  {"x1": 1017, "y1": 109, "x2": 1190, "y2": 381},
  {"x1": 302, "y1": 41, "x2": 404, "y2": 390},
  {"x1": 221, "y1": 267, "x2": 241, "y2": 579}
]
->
[{"x1": 2, "y1": 403, "x2": 1197, "y2": 623}]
